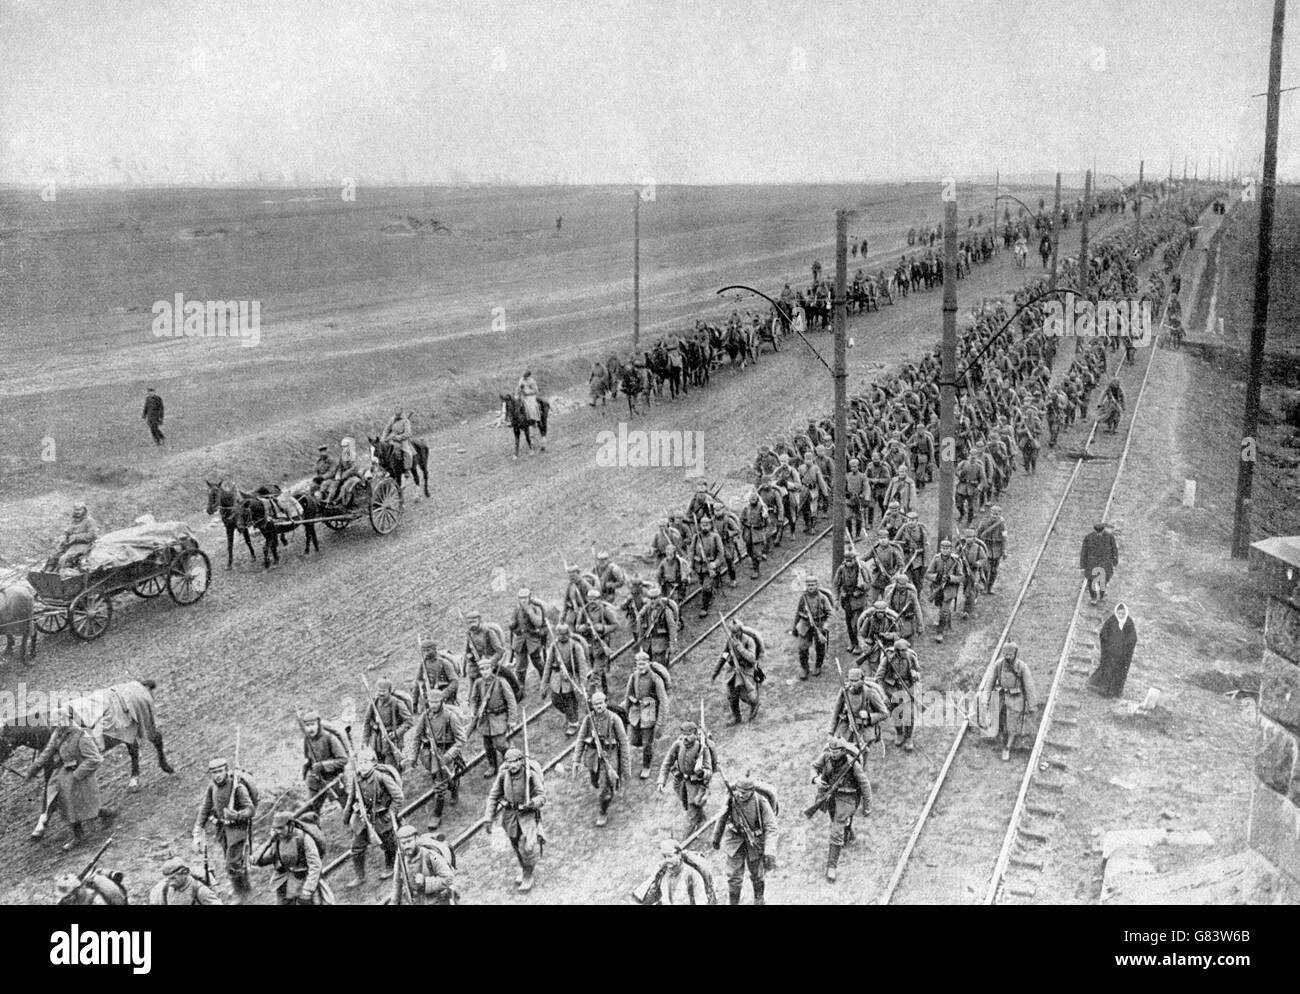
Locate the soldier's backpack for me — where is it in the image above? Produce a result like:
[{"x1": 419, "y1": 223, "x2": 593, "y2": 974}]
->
[
  {"x1": 416, "y1": 832, "x2": 457, "y2": 871},
  {"x1": 735, "y1": 624, "x2": 766, "y2": 684},
  {"x1": 207, "y1": 769, "x2": 261, "y2": 812},
  {"x1": 290, "y1": 811, "x2": 329, "y2": 860}
]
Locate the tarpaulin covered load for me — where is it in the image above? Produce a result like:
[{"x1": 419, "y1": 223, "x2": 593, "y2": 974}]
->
[{"x1": 78, "y1": 521, "x2": 197, "y2": 571}]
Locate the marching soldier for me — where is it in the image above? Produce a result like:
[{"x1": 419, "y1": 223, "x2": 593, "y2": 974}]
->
[
  {"x1": 692, "y1": 517, "x2": 727, "y2": 617},
  {"x1": 622, "y1": 576, "x2": 650, "y2": 637},
  {"x1": 635, "y1": 839, "x2": 712, "y2": 905},
  {"x1": 26, "y1": 721, "x2": 116, "y2": 851},
  {"x1": 193, "y1": 756, "x2": 254, "y2": 894},
  {"x1": 864, "y1": 451, "x2": 892, "y2": 527},
  {"x1": 925, "y1": 539, "x2": 965, "y2": 642},
  {"x1": 809, "y1": 737, "x2": 872, "y2": 882},
  {"x1": 895, "y1": 510, "x2": 928, "y2": 588},
  {"x1": 469, "y1": 655, "x2": 521, "y2": 778},
  {"x1": 484, "y1": 747, "x2": 546, "y2": 893},
  {"x1": 625, "y1": 651, "x2": 670, "y2": 778},
  {"x1": 392, "y1": 824, "x2": 455, "y2": 905},
  {"x1": 875, "y1": 637, "x2": 920, "y2": 752},
  {"x1": 562, "y1": 564, "x2": 594, "y2": 624},
  {"x1": 833, "y1": 550, "x2": 872, "y2": 652},
  {"x1": 656, "y1": 541, "x2": 692, "y2": 606},
  {"x1": 713, "y1": 616, "x2": 763, "y2": 724},
  {"x1": 342, "y1": 746, "x2": 404, "y2": 888},
  {"x1": 415, "y1": 640, "x2": 461, "y2": 707},
  {"x1": 462, "y1": 609, "x2": 505, "y2": 684},
  {"x1": 954, "y1": 527, "x2": 990, "y2": 619},
  {"x1": 509, "y1": 587, "x2": 549, "y2": 700},
  {"x1": 845, "y1": 457, "x2": 869, "y2": 539},
  {"x1": 975, "y1": 504, "x2": 1008, "y2": 594},
  {"x1": 540, "y1": 622, "x2": 588, "y2": 736},
  {"x1": 650, "y1": 519, "x2": 683, "y2": 561},
  {"x1": 884, "y1": 571, "x2": 925, "y2": 642},
  {"x1": 711, "y1": 775, "x2": 778, "y2": 905},
  {"x1": 299, "y1": 709, "x2": 349, "y2": 815},
  {"x1": 881, "y1": 499, "x2": 907, "y2": 539},
  {"x1": 364, "y1": 678, "x2": 414, "y2": 769},
  {"x1": 800, "y1": 452, "x2": 829, "y2": 526},
  {"x1": 148, "y1": 857, "x2": 221, "y2": 905},
  {"x1": 657, "y1": 720, "x2": 714, "y2": 833},
  {"x1": 791, "y1": 575, "x2": 833, "y2": 680},
  {"x1": 637, "y1": 584, "x2": 679, "y2": 667},
  {"x1": 574, "y1": 691, "x2": 630, "y2": 827},
  {"x1": 955, "y1": 452, "x2": 985, "y2": 524},
  {"x1": 595, "y1": 551, "x2": 626, "y2": 600},
  {"x1": 256, "y1": 811, "x2": 327, "y2": 905},
  {"x1": 829, "y1": 666, "x2": 891, "y2": 745},
  {"x1": 855, "y1": 599, "x2": 900, "y2": 671},
  {"x1": 575, "y1": 588, "x2": 620, "y2": 695},
  {"x1": 739, "y1": 491, "x2": 770, "y2": 578},
  {"x1": 977, "y1": 641, "x2": 1037, "y2": 762},
  {"x1": 405, "y1": 688, "x2": 466, "y2": 830}
]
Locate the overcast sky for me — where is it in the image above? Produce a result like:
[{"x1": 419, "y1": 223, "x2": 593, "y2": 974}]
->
[{"x1": 2, "y1": 0, "x2": 1295, "y2": 185}]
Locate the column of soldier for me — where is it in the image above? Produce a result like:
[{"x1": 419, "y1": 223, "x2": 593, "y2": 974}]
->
[{"x1": 66, "y1": 200, "x2": 1206, "y2": 909}]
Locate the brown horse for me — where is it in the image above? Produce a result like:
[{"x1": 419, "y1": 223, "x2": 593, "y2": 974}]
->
[
  {"x1": 205, "y1": 479, "x2": 258, "y2": 570},
  {"x1": 0, "y1": 580, "x2": 37, "y2": 663},
  {"x1": 369, "y1": 437, "x2": 431, "y2": 498}
]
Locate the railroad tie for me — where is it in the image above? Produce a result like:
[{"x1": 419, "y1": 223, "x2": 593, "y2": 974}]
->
[
  {"x1": 1032, "y1": 777, "x2": 1066, "y2": 792},
  {"x1": 1045, "y1": 737, "x2": 1076, "y2": 751},
  {"x1": 1025, "y1": 802, "x2": 1058, "y2": 818},
  {"x1": 1017, "y1": 823, "x2": 1051, "y2": 843},
  {"x1": 1010, "y1": 853, "x2": 1045, "y2": 870},
  {"x1": 1004, "y1": 883, "x2": 1037, "y2": 900}
]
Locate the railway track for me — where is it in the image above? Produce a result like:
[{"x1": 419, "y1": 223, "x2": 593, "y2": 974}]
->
[{"x1": 877, "y1": 335, "x2": 1157, "y2": 905}]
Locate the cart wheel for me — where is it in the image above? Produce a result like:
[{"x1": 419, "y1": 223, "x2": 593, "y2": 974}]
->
[
  {"x1": 132, "y1": 574, "x2": 167, "y2": 598},
  {"x1": 368, "y1": 477, "x2": 403, "y2": 535},
  {"x1": 35, "y1": 608, "x2": 68, "y2": 635},
  {"x1": 323, "y1": 516, "x2": 352, "y2": 532},
  {"x1": 168, "y1": 549, "x2": 211, "y2": 605},
  {"x1": 69, "y1": 592, "x2": 113, "y2": 641}
]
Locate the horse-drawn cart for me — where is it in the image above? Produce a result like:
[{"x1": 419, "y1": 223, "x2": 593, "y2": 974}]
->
[
  {"x1": 28, "y1": 522, "x2": 211, "y2": 641},
  {"x1": 312, "y1": 473, "x2": 404, "y2": 535}
]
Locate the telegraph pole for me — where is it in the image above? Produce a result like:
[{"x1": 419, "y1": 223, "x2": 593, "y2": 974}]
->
[
  {"x1": 633, "y1": 188, "x2": 640, "y2": 348},
  {"x1": 832, "y1": 210, "x2": 849, "y2": 576},
  {"x1": 1233, "y1": 0, "x2": 1287, "y2": 558},
  {"x1": 1076, "y1": 169, "x2": 1092, "y2": 353},
  {"x1": 993, "y1": 168, "x2": 999, "y2": 249},
  {"x1": 1135, "y1": 159, "x2": 1144, "y2": 248},
  {"x1": 938, "y1": 197, "x2": 958, "y2": 543},
  {"x1": 1049, "y1": 171, "x2": 1062, "y2": 294}
]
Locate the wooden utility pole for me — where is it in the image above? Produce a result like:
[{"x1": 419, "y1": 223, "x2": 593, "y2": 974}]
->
[
  {"x1": 832, "y1": 210, "x2": 849, "y2": 576},
  {"x1": 1076, "y1": 169, "x2": 1092, "y2": 353},
  {"x1": 633, "y1": 189, "x2": 640, "y2": 348},
  {"x1": 993, "y1": 168, "x2": 999, "y2": 249},
  {"x1": 1233, "y1": 0, "x2": 1287, "y2": 558},
  {"x1": 1135, "y1": 159, "x2": 1144, "y2": 249},
  {"x1": 938, "y1": 198, "x2": 958, "y2": 544},
  {"x1": 1049, "y1": 171, "x2": 1062, "y2": 294}
]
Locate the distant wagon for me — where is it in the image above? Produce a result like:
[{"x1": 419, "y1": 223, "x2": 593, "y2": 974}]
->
[{"x1": 28, "y1": 521, "x2": 211, "y2": 641}]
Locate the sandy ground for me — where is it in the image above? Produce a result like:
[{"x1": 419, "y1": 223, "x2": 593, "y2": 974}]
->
[{"x1": 0, "y1": 187, "x2": 1122, "y2": 903}]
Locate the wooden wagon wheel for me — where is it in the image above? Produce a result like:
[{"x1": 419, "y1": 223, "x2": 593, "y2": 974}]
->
[
  {"x1": 368, "y1": 476, "x2": 403, "y2": 535},
  {"x1": 323, "y1": 515, "x2": 352, "y2": 532},
  {"x1": 132, "y1": 573, "x2": 168, "y2": 598},
  {"x1": 34, "y1": 605, "x2": 69, "y2": 635},
  {"x1": 69, "y1": 590, "x2": 113, "y2": 641},
  {"x1": 168, "y1": 549, "x2": 211, "y2": 605}
]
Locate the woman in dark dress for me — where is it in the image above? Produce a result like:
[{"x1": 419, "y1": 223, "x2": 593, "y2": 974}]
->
[{"x1": 1088, "y1": 602, "x2": 1138, "y2": 698}]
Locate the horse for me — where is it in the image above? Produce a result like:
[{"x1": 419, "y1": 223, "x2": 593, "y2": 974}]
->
[
  {"x1": 0, "y1": 679, "x2": 175, "y2": 823},
  {"x1": 206, "y1": 479, "x2": 259, "y2": 570},
  {"x1": 239, "y1": 489, "x2": 322, "y2": 567},
  {"x1": 499, "y1": 393, "x2": 550, "y2": 458},
  {"x1": 369, "y1": 437, "x2": 430, "y2": 498},
  {"x1": 0, "y1": 580, "x2": 37, "y2": 663}
]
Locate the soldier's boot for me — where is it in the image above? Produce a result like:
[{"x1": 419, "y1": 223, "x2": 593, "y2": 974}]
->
[
  {"x1": 699, "y1": 585, "x2": 713, "y2": 618},
  {"x1": 727, "y1": 697, "x2": 743, "y2": 726},
  {"x1": 595, "y1": 799, "x2": 609, "y2": 828},
  {"x1": 98, "y1": 806, "x2": 117, "y2": 826},
  {"x1": 814, "y1": 644, "x2": 825, "y2": 676},
  {"x1": 483, "y1": 740, "x2": 499, "y2": 778},
  {"x1": 518, "y1": 866, "x2": 536, "y2": 894},
  {"x1": 346, "y1": 852, "x2": 367, "y2": 889},
  {"x1": 748, "y1": 695, "x2": 760, "y2": 721},
  {"x1": 687, "y1": 805, "x2": 705, "y2": 833},
  {"x1": 231, "y1": 872, "x2": 251, "y2": 896},
  {"x1": 429, "y1": 797, "x2": 445, "y2": 831},
  {"x1": 640, "y1": 745, "x2": 653, "y2": 779},
  {"x1": 449, "y1": 778, "x2": 460, "y2": 805},
  {"x1": 728, "y1": 887, "x2": 742, "y2": 906},
  {"x1": 826, "y1": 843, "x2": 842, "y2": 882},
  {"x1": 753, "y1": 880, "x2": 766, "y2": 905},
  {"x1": 62, "y1": 822, "x2": 86, "y2": 853},
  {"x1": 380, "y1": 848, "x2": 396, "y2": 881}
]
